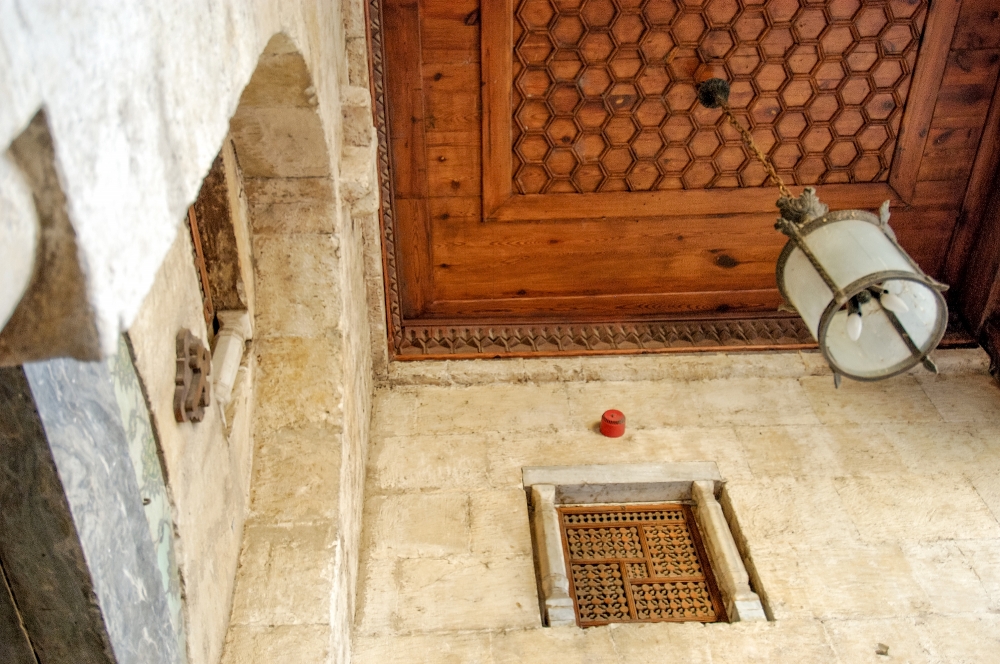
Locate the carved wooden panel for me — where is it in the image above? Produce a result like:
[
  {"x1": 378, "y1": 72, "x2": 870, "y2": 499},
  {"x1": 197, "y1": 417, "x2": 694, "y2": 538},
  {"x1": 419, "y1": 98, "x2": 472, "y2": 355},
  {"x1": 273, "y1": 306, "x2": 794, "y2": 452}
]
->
[
  {"x1": 371, "y1": 0, "x2": 993, "y2": 359},
  {"x1": 560, "y1": 504, "x2": 725, "y2": 626},
  {"x1": 511, "y1": 0, "x2": 925, "y2": 194}
]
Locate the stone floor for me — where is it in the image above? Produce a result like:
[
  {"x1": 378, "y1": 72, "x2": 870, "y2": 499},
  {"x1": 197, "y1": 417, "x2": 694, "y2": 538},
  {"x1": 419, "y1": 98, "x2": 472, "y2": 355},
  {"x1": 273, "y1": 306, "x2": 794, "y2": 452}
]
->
[{"x1": 352, "y1": 349, "x2": 1000, "y2": 664}]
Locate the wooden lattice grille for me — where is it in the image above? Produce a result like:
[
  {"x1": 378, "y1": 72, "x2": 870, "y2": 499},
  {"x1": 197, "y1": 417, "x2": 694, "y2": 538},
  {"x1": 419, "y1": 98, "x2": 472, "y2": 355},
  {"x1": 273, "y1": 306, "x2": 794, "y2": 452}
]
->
[
  {"x1": 559, "y1": 504, "x2": 726, "y2": 626},
  {"x1": 511, "y1": 0, "x2": 927, "y2": 193}
]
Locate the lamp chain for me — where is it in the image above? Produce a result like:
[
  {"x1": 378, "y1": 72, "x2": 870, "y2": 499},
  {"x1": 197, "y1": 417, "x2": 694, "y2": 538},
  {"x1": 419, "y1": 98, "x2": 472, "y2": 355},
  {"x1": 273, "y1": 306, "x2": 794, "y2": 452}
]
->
[{"x1": 718, "y1": 102, "x2": 793, "y2": 200}]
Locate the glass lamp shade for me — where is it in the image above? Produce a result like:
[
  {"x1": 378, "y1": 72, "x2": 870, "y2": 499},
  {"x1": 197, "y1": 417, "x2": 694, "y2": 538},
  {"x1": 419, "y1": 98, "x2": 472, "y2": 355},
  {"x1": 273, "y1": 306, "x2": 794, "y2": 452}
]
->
[{"x1": 776, "y1": 208, "x2": 948, "y2": 381}]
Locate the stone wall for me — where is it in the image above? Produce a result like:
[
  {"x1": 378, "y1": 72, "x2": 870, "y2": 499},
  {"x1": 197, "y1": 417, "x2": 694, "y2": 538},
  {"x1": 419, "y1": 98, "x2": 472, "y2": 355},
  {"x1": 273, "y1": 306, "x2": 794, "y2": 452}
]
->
[
  {"x1": 3, "y1": 3, "x2": 381, "y2": 662},
  {"x1": 355, "y1": 350, "x2": 1000, "y2": 663},
  {"x1": 218, "y1": 15, "x2": 377, "y2": 664},
  {"x1": 128, "y1": 227, "x2": 252, "y2": 664}
]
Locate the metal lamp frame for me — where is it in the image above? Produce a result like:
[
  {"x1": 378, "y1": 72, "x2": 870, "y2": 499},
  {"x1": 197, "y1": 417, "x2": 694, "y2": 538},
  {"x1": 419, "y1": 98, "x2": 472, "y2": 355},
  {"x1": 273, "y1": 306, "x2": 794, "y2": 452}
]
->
[{"x1": 775, "y1": 208, "x2": 949, "y2": 382}]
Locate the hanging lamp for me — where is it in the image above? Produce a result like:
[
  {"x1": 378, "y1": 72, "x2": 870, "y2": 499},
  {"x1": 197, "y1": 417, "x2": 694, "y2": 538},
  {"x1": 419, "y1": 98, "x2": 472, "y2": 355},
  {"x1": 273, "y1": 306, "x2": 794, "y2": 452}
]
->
[{"x1": 697, "y1": 78, "x2": 949, "y2": 387}]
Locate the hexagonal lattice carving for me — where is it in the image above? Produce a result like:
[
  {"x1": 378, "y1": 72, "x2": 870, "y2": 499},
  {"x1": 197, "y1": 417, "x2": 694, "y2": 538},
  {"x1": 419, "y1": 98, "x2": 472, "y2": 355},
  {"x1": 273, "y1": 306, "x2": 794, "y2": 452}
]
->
[{"x1": 511, "y1": 0, "x2": 926, "y2": 193}]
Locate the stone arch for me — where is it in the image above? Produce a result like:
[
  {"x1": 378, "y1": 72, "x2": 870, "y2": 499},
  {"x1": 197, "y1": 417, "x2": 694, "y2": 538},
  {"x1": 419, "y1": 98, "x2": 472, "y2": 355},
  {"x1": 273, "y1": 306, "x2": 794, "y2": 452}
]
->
[{"x1": 204, "y1": 31, "x2": 369, "y2": 664}]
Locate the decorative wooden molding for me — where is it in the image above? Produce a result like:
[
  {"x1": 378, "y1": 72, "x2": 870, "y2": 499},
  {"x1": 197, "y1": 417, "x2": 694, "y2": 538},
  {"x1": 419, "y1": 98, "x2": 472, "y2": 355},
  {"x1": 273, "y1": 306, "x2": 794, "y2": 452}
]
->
[
  {"x1": 174, "y1": 330, "x2": 211, "y2": 423},
  {"x1": 367, "y1": 0, "x2": 404, "y2": 354},
  {"x1": 396, "y1": 317, "x2": 817, "y2": 358}
]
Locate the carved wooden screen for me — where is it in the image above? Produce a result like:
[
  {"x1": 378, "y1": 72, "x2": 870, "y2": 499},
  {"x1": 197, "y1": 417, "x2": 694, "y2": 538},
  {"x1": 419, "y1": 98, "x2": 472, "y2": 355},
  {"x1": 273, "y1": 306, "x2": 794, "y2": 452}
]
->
[{"x1": 559, "y1": 504, "x2": 726, "y2": 625}]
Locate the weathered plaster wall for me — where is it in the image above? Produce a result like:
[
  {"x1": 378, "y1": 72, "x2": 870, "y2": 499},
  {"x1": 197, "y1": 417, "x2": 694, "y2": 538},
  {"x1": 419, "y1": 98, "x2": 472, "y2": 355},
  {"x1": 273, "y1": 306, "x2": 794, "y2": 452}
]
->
[
  {"x1": 4, "y1": 4, "x2": 378, "y2": 663},
  {"x1": 128, "y1": 227, "x2": 252, "y2": 664},
  {"x1": 355, "y1": 350, "x2": 1000, "y2": 664},
  {"x1": 0, "y1": 0, "x2": 372, "y2": 356}
]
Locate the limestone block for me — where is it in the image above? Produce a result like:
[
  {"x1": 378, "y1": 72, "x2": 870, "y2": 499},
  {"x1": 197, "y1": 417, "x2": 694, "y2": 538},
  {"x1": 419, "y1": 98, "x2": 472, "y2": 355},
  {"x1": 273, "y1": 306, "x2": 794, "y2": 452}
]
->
[
  {"x1": 341, "y1": 86, "x2": 373, "y2": 148},
  {"x1": 249, "y1": 422, "x2": 343, "y2": 524},
  {"x1": 736, "y1": 425, "x2": 844, "y2": 479},
  {"x1": 819, "y1": 424, "x2": 908, "y2": 476},
  {"x1": 352, "y1": 632, "x2": 492, "y2": 664},
  {"x1": 529, "y1": 485, "x2": 575, "y2": 627},
  {"x1": 823, "y1": 618, "x2": 940, "y2": 664},
  {"x1": 797, "y1": 544, "x2": 930, "y2": 619},
  {"x1": 346, "y1": 37, "x2": 370, "y2": 87},
  {"x1": 881, "y1": 422, "x2": 985, "y2": 474},
  {"x1": 486, "y1": 430, "x2": 650, "y2": 489},
  {"x1": 368, "y1": 433, "x2": 490, "y2": 492},
  {"x1": 230, "y1": 108, "x2": 330, "y2": 178},
  {"x1": 834, "y1": 475, "x2": 1000, "y2": 544},
  {"x1": 799, "y1": 375, "x2": 941, "y2": 425},
  {"x1": 923, "y1": 615, "x2": 1000, "y2": 663},
  {"x1": 395, "y1": 556, "x2": 539, "y2": 632},
  {"x1": 703, "y1": 619, "x2": 837, "y2": 663},
  {"x1": 385, "y1": 352, "x2": 814, "y2": 387},
  {"x1": 340, "y1": 142, "x2": 378, "y2": 210},
  {"x1": 387, "y1": 358, "x2": 532, "y2": 386},
  {"x1": 565, "y1": 377, "x2": 819, "y2": 428},
  {"x1": 724, "y1": 478, "x2": 860, "y2": 549},
  {"x1": 901, "y1": 541, "x2": 992, "y2": 615},
  {"x1": 229, "y1": 523, "x2": 335, "y2": 626},
  {"x1": 492, "y1": 626, "x2": 620, "y2": 664},
  {"x1": 692, "y1": 481, "x2": 766, "y2": 622},
  {"x1": 236, "y1": 53, "x2": 314, "y2": 109},
  {"x1": 221, "y1": 625, "x2": 330, "y2": 664},
  {"x1": 744, "y1": 545, "x2": 818, "y2": 621},
  {"x1": 471, "y1": 489, "x2": 532, "y2": 557},
  {"x1": 967, "y1": 465, "x2": 1000, "y2": 525},
  {"x1": 607, "y1": 622, "x2": 713, "y2": 664},
  {"x1": 371, "y1": 389, "x2": 418, "y2": 439},
  {"x1": 353, "y1": 555, "x2": 398, "y2": 636},
  {"x1": 253, "y1": 233, "x2": 342, "y2": 338},
  {"x1": 799, "y1": 350, "x2": 835, "y2": 376},
  {"x1": 916, "y1": 373, "x2": 1000, "y2": 423},
  {"x1": 956, "y1": 539, "x2": 1000, "y2": 611},
  {"x1": 376, "y1": 383, "x2": 572, "y2": 438},
  {"x1": 365, "y1": 493, "x2": 470, "y2": 559},
  {"x1": 629, "y1": 427, "x2": 753, "y2": 481},
  {"x1": 245, "y1": 177, "x2": 337, "y2": 234},
  {"x1": 253, "y1": 335, "x2": 343, "y2": 437}
]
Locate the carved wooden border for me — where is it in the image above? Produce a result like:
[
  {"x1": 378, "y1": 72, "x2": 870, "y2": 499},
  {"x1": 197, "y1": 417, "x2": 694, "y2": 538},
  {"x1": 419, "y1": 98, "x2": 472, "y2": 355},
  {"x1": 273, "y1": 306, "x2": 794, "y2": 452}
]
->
[{"x1": 366, "y1": 0, "x2": 974, "y2": 361}]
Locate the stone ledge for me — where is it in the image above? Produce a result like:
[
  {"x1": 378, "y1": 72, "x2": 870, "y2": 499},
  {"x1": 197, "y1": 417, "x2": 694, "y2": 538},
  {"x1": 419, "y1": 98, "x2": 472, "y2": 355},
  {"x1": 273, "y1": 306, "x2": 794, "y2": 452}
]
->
[{"x1": 384, "y1": 348, "x2": 990, "y2": 388}]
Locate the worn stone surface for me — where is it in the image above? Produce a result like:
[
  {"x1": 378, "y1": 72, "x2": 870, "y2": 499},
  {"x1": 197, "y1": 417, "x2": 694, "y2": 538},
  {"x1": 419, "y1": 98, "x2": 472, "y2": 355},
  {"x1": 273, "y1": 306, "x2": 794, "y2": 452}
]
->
[
  {"x1": 229, "y1": 524, "x2": 336, "y2": 626},
  {"x1": 221, "y1": 625, "x2": 331, "y2": 664},
  {"x1": 355, "y1": 350, "x2": 1000, "y2": 664},
  {"x1": 220, "y1": 24, "x2": 377, "y2": 664},
  {"x1": 129, "y1": 226, "x2": 248, "y2": 664}
]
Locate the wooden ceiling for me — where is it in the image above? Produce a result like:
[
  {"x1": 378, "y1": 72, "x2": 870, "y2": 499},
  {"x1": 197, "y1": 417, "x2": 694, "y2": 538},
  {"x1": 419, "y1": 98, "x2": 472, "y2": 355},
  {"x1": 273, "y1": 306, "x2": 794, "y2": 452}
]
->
[{"x1": 370, "y1": 0, "x2": 1000, "y2": 359}]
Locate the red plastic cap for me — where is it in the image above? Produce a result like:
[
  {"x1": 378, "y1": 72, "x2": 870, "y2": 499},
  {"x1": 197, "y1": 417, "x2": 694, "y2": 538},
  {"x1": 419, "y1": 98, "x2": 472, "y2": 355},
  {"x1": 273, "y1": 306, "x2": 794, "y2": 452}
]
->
[{"x1": 600, "y1": 409, "x2": 626, "y2": 438}]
